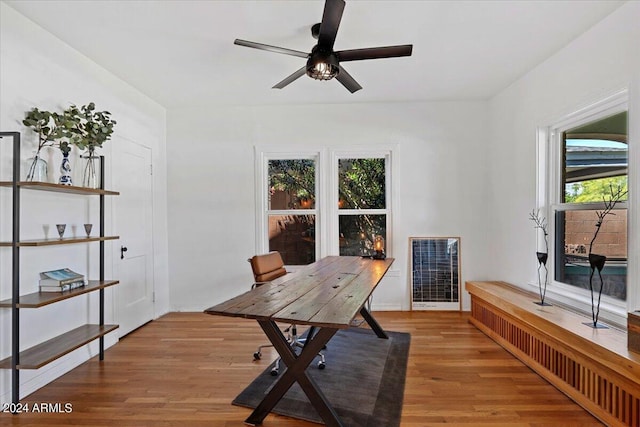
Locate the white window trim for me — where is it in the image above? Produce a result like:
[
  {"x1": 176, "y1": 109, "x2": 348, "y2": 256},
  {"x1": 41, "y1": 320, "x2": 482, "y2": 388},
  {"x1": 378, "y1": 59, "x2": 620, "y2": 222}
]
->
[
  {"x1": 254, "y1": 144, "x2": 398, "y2": 264},
  {"x1": 535, "y1": 89, "x2": 636, "y2": 329}
]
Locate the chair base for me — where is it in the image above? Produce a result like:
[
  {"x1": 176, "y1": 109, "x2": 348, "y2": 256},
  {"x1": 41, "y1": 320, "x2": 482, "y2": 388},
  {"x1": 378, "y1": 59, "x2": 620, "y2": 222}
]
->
[
  {"x1": 253, "y1": 326, "x2": 326, "y2": 376},
  {"x1": 270, "y1": 340, "x2": 326, "y2": 376}
]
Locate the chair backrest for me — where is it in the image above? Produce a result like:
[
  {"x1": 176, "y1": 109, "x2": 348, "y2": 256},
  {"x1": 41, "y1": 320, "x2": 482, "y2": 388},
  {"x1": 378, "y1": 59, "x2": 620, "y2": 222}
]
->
[{"x1": 249, "y1": 251, "x2": 287, "y2": 284}]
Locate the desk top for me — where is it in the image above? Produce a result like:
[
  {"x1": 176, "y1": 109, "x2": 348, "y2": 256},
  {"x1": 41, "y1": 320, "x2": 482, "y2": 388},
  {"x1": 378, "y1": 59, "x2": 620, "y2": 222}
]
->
[{"x1": 205, "y1": 256, "x2": 394, "y2": 329}]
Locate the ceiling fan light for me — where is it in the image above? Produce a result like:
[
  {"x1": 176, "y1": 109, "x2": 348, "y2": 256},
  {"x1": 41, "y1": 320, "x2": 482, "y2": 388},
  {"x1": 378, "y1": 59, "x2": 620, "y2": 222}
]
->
[
  {"x1": 306, "y1": 52, "x2": 339, "y2": 80},
  {"x1": 307, "y1": 62, "x2": 338, "y2": 80}
]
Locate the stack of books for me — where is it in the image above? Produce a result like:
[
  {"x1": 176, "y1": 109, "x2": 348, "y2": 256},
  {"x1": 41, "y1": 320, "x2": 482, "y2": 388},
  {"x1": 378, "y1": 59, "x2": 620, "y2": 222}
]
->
[{"x1": 39, "y1": 268, "x2": 86, "y2": 293}]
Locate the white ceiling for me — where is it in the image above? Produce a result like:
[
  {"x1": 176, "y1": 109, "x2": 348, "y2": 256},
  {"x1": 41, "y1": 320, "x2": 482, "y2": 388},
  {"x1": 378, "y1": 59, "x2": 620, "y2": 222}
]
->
[{"x1": 5, "y1": 0, "x2": 624, "y2": 108}]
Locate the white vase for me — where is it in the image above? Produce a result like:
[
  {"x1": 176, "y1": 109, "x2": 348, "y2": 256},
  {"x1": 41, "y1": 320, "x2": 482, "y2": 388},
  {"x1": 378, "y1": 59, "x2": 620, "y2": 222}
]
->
[{"x1": 82, "y1": 152, "x2": 99, "y2": 188}]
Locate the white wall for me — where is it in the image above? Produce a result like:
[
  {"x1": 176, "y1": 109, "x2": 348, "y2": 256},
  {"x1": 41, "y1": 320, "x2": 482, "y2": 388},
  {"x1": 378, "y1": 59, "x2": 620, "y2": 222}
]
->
[
  {"x1": 487, "y1": 2, "x2": 640, "y2": 313},
  {"x1": 0, "y1": 3, "x2": 170, "y2": 400},
  {"x1": 5, "y1": 0, "x2": 635, "y2": 405},
  {"x1": 167, "y1": 101, "x2": 491, "y2": 312}
]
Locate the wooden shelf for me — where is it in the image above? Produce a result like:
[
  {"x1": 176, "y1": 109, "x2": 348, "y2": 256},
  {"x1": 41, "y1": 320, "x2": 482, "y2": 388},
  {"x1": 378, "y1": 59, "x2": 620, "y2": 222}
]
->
[
  {"x1": 0, "y1": 280, "x2": 119, "y2": 308},
  {"x1": 0, "y1": 324, "x2": 119, "y2": 369},
  {"x1": 0, "y1": 181, "x2": 119, "y2": 196},
  {"x1": 0, "y1": 235, "x2": 119, "y2": 247},
  {"x1": 0, "y1": 142, "x2": 119, "y2": 402}
]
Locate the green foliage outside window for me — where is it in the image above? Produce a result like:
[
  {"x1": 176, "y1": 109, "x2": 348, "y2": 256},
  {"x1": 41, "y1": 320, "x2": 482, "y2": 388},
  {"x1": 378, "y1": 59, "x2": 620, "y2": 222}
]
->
[
  {"x1": 565, "y1": 176, "x2": 628, "y2": 203},
  {"x1": 338, "y1": 158, "x2": 387, "y2": 255},
  {"x1": 268, "y1": 159, "x2": 315, "y2": 203},
  {"x1": 268, "y1": 157, "x2": 387, "y2": 258},
  {"x1": 338, "y1": 158, "x2": 385, "y2": 209},
  {"x1": 268, "y1": 158, "x2": 386, "y2": 209}
]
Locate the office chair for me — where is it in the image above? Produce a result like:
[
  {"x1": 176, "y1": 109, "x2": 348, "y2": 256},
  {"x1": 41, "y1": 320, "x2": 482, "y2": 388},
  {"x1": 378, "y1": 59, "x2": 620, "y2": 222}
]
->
[{"x1": 248, "y1": 251, "x2": 326, "y2": 376}]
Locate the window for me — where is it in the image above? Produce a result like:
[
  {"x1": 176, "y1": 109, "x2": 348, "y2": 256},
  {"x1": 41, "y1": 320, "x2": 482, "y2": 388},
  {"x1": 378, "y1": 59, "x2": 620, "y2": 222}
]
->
[
  {"x1": 265, "y1": 157, "x2": 317, "y2": 265},
  {"x1": 337, "y1": 158, "x2": 387, "y2": 256},
  {"x1": 538, "y1": 91, "x2": 633, "y2": 327},
  {"x1": 256, "y1": 148, "x2": 394, "y2": 265},
  {"x1": 555, "y1": 112, "x2": 628, "y2": 301}
]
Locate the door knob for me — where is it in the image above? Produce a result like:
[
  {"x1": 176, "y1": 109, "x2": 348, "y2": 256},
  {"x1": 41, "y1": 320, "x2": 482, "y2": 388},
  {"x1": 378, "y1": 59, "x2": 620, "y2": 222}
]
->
[{"x1": 121, "y1": 246, "x2": 128, "y2": 259}]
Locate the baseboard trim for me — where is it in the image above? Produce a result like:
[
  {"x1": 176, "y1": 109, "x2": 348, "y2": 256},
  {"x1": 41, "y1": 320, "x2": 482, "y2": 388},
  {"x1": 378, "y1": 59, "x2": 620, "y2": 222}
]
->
[{"x1": 370, "y1": 303, "x2": 402, "y2": 311}]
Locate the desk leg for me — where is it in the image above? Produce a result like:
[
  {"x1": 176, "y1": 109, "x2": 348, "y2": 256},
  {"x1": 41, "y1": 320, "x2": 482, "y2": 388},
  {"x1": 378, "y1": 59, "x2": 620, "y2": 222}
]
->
[
  {"x1": 245, "y1": 321, "x2": 343, "y2": 427},
  {"x1": 359, "y1": 306, "x2": 388, "y2": 339}
]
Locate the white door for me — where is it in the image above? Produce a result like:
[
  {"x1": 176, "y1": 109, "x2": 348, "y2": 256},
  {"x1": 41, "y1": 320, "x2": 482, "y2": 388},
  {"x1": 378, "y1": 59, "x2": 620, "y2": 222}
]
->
[{"x1": 113, "y1": 137, "x2": 154, "y2": 336}]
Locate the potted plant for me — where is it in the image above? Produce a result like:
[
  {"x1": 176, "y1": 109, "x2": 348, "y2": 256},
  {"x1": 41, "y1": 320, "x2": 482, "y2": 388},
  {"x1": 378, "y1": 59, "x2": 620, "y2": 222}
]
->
[
  {"x1": 22, "y1": 108, "x2": 62, "y2": 181},
  {"x1": 63, "y1": 102, "x2": 116, "y2": 188}
]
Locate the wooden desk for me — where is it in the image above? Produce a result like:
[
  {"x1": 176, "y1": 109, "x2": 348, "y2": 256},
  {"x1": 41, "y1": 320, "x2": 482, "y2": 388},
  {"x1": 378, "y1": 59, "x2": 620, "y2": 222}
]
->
[{"x1": 205, "y1": 255, "x2": 395, "y2": 427}]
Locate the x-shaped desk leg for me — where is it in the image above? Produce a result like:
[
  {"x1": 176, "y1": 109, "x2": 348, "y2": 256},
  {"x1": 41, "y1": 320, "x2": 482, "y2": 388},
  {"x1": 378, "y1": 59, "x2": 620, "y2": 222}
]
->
[
  {"x1": 245, "y1": 320, "x2": 342, "y2": 427},
  {"x1": 360, "y1": 306, "x2": 388, "y2": 339}
]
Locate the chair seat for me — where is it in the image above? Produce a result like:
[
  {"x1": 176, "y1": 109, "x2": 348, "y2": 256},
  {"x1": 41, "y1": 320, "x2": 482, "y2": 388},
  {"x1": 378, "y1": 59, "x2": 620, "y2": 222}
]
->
[
  {"x1": 250, "y1": 252, "x2": 287, "y2": 282},
  {"x1": 254, "y1": 267, "x2": 287, "y2": 283}
]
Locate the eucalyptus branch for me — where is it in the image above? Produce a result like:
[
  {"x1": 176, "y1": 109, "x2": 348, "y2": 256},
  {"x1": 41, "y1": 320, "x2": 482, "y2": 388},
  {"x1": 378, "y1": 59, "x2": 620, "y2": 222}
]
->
[
  {"x1": 63, "y1": 102, "x2": 116, "y2": 153},
  {"x1": 22, "y1": 108, "x2": 63, "y2": 152}
]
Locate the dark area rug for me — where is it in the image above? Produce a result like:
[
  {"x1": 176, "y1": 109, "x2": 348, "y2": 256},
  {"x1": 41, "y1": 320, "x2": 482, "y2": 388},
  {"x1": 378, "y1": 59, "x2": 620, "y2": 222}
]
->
[{"x1": 233, "y1": 327, "x2": 410, "y2": 426}]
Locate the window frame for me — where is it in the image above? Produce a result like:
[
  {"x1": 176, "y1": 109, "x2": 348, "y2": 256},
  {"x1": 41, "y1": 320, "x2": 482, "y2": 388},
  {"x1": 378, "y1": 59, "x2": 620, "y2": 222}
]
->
[
  {"x1": 255, "y1": 149, "x2": 322, "y2": 264},
  {"x1": 329, "y1": 150, "x2": 392, "y2": 257},
  {"x1": 255, "y1": 145, "x2": 397, "y2": 266},
  {"x1": 536, "y1": 89, "x2": 635, "y2": 328}
]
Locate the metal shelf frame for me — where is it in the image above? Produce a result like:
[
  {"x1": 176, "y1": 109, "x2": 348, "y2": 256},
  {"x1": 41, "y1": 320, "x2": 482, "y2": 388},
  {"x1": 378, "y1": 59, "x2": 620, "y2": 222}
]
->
[{"x1": 0, "y1": 131, "x2": 117, "y2": 405}]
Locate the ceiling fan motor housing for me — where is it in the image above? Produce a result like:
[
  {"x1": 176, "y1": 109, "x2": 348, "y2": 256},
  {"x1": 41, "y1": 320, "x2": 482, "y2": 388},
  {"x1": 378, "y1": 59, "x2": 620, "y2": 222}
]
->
[
  {"x1": 306, "y1": 46, "x2": 339, "y2": 80},
  {"x1": 311, "y1": 23, "x2": 321, "y2": 39}
]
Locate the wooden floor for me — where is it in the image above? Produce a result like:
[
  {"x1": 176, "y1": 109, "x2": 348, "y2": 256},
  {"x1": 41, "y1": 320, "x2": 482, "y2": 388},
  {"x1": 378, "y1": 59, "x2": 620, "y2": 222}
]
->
[{"x1": 1, "y1": 311, "x2": 603, "y2": 426}]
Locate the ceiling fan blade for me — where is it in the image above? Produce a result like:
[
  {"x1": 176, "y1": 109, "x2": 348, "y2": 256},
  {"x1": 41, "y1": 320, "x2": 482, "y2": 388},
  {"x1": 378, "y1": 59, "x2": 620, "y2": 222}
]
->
[
  {"x1": 336, "y1": 66, "x2": 362, "y2": 93},
  {"x1": 273, "y1": 66, "x2": 307, "y2": 89},
  {"x1": 234, "y1": 39, "x2": 309, "y2": 59},
  {"x1": 336, "y1": 45, "x2": 413, "y2": 62},
  {"x1": 317, "y1": 0, "x2": 345, "y2": 51}
]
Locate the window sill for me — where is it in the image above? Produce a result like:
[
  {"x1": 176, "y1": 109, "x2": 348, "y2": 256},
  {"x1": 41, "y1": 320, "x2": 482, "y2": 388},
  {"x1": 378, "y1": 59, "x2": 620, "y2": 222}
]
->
[{"x1": 524, "y1": 280, "x2": 628, "y2": 330}]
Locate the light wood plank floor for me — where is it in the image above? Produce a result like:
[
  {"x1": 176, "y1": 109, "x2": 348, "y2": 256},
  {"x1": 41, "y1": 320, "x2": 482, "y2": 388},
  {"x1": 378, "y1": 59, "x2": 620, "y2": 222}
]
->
[{"x1": 2, "y1": 311, "x2": 603, "y2": 426}]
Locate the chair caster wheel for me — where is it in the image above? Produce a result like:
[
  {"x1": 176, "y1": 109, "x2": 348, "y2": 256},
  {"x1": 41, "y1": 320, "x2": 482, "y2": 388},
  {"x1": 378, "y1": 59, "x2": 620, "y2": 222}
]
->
[
  {"x1": 253, "y1": 352, "x2": 261, "y2": 360},
  {"x1": 270, "y1": 368, "x2": 279, "y2": 376},
  {"x1": 318, "y1": 361, "x2": 326, "y2": 370}
]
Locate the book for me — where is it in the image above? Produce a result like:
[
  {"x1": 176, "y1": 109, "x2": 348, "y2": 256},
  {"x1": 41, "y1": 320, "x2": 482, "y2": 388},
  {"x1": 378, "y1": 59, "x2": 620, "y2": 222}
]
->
[
  {"x1": 39, "y1": 268, "x2": 85, "y2": 287},
  {"x1": 39, "y1": 280, "x2": 86, "y2": 293}
]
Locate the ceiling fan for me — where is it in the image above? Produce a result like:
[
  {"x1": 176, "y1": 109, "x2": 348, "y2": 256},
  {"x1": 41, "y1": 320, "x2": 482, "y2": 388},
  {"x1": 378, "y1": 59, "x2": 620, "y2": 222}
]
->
[{"x1": 234, "y1": 0, "x2": 413, "y2": 93}]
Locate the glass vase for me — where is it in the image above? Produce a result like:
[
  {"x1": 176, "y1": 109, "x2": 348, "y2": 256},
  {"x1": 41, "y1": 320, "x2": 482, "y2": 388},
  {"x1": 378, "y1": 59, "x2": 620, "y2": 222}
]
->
[
  {"x1": 58, "y1": 152, "x2": 72, "y2": 186},
  {"x1": 26, "y1": 152, "x2": 48, "y2": 182},
  {"x1": 82, "y1": 152, "x2": 100, "y2": 189}
]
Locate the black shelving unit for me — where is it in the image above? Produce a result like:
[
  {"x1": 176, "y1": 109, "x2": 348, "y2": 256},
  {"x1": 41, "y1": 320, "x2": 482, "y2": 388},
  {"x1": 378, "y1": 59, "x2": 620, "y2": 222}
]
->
[{"x1": 0, "y1": 131, "x2": 119, "y2": 405}]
